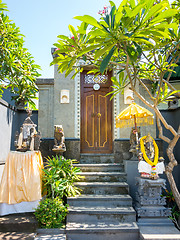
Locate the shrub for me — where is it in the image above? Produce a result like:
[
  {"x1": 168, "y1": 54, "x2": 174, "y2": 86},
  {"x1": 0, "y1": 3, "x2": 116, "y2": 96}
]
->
[
  {"x1": 42, "y1": 155, "x2": 83, "y2": 199},
  {"x1": 34, "y1": 155, "x2": 83, "y2": 228},
  {"x1": 34, "y1": 197, "x2": 68, "y2": 228}
]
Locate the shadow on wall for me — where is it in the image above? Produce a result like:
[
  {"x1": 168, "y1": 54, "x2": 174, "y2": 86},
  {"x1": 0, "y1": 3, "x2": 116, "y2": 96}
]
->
[
  {"x1": 158, "y1": 107, "x2": 180, "y2": 193},
  {"x1": 0, "y1": 97, "x2": 38, "y2": 162},
  {"x1": 159, "y1": 107, "x2": 180, "y2": 164}
]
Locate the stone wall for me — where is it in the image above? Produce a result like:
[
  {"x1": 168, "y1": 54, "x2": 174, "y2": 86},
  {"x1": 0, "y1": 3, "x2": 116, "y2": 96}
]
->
[
  {"x1": 36, "y1": 78, "x2": 54, "y2": 138},
  {"x1": 39, "y1": 138, "x2": 80, "y2": 162}
]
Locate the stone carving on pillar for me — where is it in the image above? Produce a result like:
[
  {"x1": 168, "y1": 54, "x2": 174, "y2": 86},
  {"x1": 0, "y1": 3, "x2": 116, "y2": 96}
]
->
[
  {"x1": 14, "y1": 109, "x2": 41, "y2": 151},
  {"x1": 52, "y1": 125, "x2": 66, "y2": 154},
  {"x1": 129, "y1": 127, "x2": 140, "y2": 159},
  {"x1": 136, "y1": 177, "x2": 172, "y2": 226}
]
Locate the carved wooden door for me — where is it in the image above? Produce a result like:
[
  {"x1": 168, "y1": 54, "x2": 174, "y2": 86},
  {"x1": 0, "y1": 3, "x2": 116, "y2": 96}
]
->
[{"x1": 81, "y1": 70, "x2": 113, "y2": 153}]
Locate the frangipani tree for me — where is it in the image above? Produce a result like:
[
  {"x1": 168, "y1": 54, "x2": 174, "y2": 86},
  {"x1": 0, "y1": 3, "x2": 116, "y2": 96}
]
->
[
  {"x1": 51, "y1": 0, "x2": 180, "y2": 209},
  {"x1": 0, "y1": 1, "x2": 41, "y2": 109}
]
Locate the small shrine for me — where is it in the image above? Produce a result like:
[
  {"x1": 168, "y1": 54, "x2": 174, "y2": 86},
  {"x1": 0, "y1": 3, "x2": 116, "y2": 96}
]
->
[{"x1": 14, "y1": 109, "x2": 41, "y2": 152}]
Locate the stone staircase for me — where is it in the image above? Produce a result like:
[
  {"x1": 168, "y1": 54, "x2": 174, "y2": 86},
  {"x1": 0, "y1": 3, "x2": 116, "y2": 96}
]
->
[
  {"x1": 0, "y1": 213, "x2": 38, "y2": 239},
  {"x1": 66, "y1": 154, "x2": 139, "y2": 240}
]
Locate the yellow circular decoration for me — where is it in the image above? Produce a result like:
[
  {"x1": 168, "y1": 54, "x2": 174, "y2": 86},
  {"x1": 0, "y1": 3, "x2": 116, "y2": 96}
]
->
[{"x1": 140, "y1": 135, "x2": 159, "y2": 166}]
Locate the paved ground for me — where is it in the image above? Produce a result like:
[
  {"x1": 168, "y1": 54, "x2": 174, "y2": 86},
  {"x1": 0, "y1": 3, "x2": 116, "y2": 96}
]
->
[{"x1": 0, "y1": 232, "x2": 36, "y2": 240}]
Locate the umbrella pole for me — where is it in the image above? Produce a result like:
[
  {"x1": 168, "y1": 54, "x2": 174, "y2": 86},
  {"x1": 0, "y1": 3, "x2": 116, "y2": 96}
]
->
[{"x1": 134, "y1": 115, "x2": 139, "y2": 144}]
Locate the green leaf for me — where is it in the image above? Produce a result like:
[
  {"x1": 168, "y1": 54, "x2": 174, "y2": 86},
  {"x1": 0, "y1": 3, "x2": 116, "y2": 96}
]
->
[
  {"x1": 109, "y1": 1, "x2": 116, "y2": 7},
  {"x1": 57, "y1": 35, "x2": 70, "y2": 41},
  {"x1": 126, "y1": 45, "x2": 138, "y2": 61},
  {"x1": 130, "y1": 3, "x2": 145, "y2": 18},
  {"x1": 68, "y1": 25, "x2": 78, "y2": 39},
  {"x1": 129, "y1": 0, "x2": 135, "y2": 8},
  {"x1": 100, "y1": 46, "x2": 115, "y2": 73},
  {"x1": 142, "y1": 1, "x2": 168, "y2": 23},
  {"x1": 150, "y1": 9, "x2": 177, "y2": 25},
  {"x1": 95, "y1": 44, "x2": 115, "y2": 59},
  {"x1": 77, "y1": 44, "x2": 101, "y2": 58},
  {"x1": 74, "y1": 15, "x2": 102, "y2": 29}
]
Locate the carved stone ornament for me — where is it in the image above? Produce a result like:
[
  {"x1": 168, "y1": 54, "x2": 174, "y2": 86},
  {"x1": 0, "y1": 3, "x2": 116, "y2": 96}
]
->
[
  {"x1": 52, "y1": 125, "x2": 66, "y2": 153},
  {"x1": 84, "y1": 74, "x2": 108, "y2": 84},
  {"x1": 135, "y1": 177, "x2": 172, "y2": 224},
  {"x1": 14, "y1": 109, "x2": 41, "y2": 151}
]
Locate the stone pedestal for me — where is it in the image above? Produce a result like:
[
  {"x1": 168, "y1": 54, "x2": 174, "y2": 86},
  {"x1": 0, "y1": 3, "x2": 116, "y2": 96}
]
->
[{"x1": 135, "y1": 177, "x2": 173, "y2": 226}]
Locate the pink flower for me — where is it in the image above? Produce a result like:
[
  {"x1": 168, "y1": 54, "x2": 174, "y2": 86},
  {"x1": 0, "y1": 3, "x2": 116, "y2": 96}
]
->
[
  {"x1": 104, "y1": 6, "x2": 107, "y2": 9},
  {"x1": 102, "y1": 10, "x2": 105, "y2": 14},
  {"x1": 71, "y1": 36, "x2": 75, "y2": 40}
]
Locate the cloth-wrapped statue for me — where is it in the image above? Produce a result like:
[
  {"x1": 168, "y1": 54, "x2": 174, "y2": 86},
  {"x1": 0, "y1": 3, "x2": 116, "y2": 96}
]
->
[{"x1": 138, "y1": 133, "x2": 165, "y2": 180}]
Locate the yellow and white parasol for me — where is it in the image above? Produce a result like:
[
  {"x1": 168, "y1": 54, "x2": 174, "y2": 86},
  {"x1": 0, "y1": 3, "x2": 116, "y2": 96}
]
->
[{"x1": 116, "y1": 102, "x2": 154, "y2": 130}]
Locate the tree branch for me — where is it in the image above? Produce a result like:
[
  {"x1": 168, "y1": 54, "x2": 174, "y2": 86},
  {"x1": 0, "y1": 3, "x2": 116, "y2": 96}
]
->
[
  {"x1": 154, "y1": 107, "x2": 178, "y2": 137},
  {"x1": 156, "y1": 117, "x2": 171, "y2": 143}
]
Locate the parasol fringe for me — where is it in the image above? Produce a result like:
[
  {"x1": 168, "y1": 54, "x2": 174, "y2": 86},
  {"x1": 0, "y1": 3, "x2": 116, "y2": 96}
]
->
[{"x1": 116, "y1": 116, "x2": 154, "y2": 128}]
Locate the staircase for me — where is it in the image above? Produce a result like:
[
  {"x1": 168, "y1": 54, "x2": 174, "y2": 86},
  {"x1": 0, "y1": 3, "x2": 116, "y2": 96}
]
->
[{"x1": 66, "y1": 154, "x2": 139, "y2": 240}]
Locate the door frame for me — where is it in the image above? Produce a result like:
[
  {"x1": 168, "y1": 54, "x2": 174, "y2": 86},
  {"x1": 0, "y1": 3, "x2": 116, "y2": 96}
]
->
[{"x1": 80, "y1": 70, "x2": 113, "y2": 154}]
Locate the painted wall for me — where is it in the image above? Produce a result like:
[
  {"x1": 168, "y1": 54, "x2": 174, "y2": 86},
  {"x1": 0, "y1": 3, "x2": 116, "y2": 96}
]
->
[
  {"x1": 37, "y1": 78, "x2": 54, "y2": 138},
  {"x1": 54, "y1": 65, "x2": 76, "y2": 138},
  {"x1": 0, "y1": 99, "x2": 15, "y2": 163}
]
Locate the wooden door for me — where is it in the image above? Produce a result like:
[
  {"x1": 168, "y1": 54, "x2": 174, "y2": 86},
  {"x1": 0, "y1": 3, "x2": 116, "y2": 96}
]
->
[{"x1": 81, "y1": 70, "x2": 113, "y2": 153}]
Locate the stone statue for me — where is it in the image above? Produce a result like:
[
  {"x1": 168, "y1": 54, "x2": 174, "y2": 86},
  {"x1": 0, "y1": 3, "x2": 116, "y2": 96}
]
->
[
  {"x1": 52, "y1": 125, "x2": 66, "y2": 153},
  {"x1": 129, "y1": 127, "x2": 140, "y2": 158},
  {"x1": 138, "y1": 133, "x2": 165, "y2": 180},
  {"x1": 14, "y1": 109, "x2": 41, "y2": 151}
]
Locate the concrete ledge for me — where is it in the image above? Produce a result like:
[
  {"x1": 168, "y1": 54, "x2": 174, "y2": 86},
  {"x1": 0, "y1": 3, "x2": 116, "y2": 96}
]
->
[
  {"x1": 36, "y1": 78, "x2": 54, "y2": 85},
  {"x1": 139, "y1": 226, "x2": 180, "y2": 240},
  {"x1": 37, "y1": 228, "x2": 65, "y2": 234},
  {"x1": 0, "y1": 98, "x2": 16, "y2": 111}
]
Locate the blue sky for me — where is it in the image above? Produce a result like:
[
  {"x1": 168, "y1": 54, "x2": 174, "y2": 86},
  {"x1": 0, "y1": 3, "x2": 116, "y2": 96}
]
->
[{"x1": 5, "y1": 0, "x2": 121, "y2": 78}]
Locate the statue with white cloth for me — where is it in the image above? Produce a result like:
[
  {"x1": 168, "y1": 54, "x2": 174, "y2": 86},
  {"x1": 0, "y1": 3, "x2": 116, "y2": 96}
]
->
[{"x1": 138, "y1": 133, "x2": 165, "y2": 180}]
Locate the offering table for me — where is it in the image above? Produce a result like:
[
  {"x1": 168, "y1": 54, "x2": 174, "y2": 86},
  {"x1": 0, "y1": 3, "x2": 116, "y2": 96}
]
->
[{"x1": 0, "y1": 151, "x2": 43, "y2": 216}]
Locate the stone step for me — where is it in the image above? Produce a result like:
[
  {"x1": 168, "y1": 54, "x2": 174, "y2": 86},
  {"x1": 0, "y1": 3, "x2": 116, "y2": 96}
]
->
[
  {"x1": 77, "y1": 172, "x2": 127, "y2": 182},
  {"x1": 0, "y1": 232, "x2": 36, "y2": 240},
  {"x1": 73, "y1": 163, "x2": 124, "y2": 172},
  {"x1": 75, "y1": 182, "x2": 129, "y2": 195},
  {"x1": 0, "y1": 213, "x2": 38, "y2": 233},
  {"x1": 67, "y1": 206, "x2": 136, "y2": 223},
  {"x1": 35, "y1": 233, "x2": 66, "y2": 240},
  {"x1": 67, "y1": 194, "x2": 132, "y2": 207},
  {"x1": 80, "y1": 154, "x2": 115, "y2": 164},
  {"x1": 139, "y1": 226, "x2": 180, "y2": 240},
  {"x1": 66, "y1": 222, "x2": 139, "y2": 240},
  {"x1": 35, "y1": 228, "x2": 66, "y2": 239}
]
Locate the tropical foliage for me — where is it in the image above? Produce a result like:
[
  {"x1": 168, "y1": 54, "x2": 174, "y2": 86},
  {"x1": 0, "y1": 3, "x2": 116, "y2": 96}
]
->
[
  {"x1": 34, "y1": 156, "x2": 82, "y2": 228},
  {"x1": 43, "y1": 155, "x2": 82, "y2": 199},
  {"x1": 51, "y1": 0, "x2": 180, "y2": 209},
  {"x1": 0, "y1": 1, "x2": 41, "y2": 109},
  {"x1": 34, "y1": 197, "x2": 68, "y2": 228}
]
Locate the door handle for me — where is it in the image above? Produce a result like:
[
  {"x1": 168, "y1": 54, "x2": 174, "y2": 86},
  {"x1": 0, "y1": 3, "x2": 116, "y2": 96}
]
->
[{"x1": 97, "y1": 113, "x2": 101, "y2": 118}]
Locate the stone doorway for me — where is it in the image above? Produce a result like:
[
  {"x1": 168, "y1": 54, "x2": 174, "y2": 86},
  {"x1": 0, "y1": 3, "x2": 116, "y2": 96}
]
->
[{"x1": 80, "y1": 70, "x2": 113, "y2": 153}]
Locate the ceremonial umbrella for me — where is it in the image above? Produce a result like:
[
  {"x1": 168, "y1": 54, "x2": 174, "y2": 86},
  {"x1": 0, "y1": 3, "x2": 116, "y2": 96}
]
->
[{"x1": 116, "y1": 102, "x2": 154, "y2": 142}]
